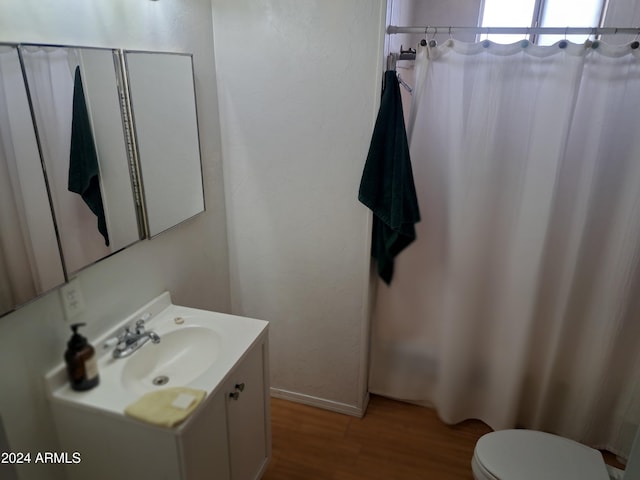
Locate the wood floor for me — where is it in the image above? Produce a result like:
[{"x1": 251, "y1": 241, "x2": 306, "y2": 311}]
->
[
  {"x1": 263, "y1": 394, "x2": 626, "y2": 479},
  {"x1": 262, "y1": 395, "x2": 493, "y2": 480}
]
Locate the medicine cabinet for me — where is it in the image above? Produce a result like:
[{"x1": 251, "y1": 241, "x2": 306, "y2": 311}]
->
[
  {"x1": 0, "y1": 45, "x2": 206, "y2": 317},
  {"x1": 124, "y1": 52, "x2": 205, "y2": 237}
]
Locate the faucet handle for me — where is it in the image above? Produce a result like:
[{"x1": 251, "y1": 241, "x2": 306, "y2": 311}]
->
[
  {"x1": 117, "y1": 326, "x2": 131, "y2": 341},
  {"x1": 112, "y1": 328, "x2": 131, "y2": 352},
  {"x1": 103, "y1": 337, "x2": 119, "y2": 350},
  {"x1": 134, "y1": 313, "x2": 152, "y2": 333},
  {"x1": 135, "y1": 319, "x2": 146, "y2": 334}
]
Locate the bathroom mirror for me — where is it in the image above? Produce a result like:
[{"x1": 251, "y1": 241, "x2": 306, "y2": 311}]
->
[
  {"x1": 0, "y1": 45, "x2": 65, "y2": 317},
  {"x1": 20, "y1": 45, "x2": 143, "y2": 275},
  {"x1": 124, "y1": 51, "x2": 205, "y2": 237}
]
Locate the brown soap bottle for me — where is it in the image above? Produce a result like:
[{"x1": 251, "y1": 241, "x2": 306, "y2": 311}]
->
[{"x1": 64, "y1": 323, "x2": 99, "y2": 391}]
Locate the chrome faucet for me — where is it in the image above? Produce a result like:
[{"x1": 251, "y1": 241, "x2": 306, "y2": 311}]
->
[{"x1": 112, "y1": 314, "x2": 161, "y2": 359}]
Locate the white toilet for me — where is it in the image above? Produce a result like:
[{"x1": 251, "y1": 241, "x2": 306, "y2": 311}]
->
[{"x1": 471, "y1": 429, "x2": 611, "y2": 480}]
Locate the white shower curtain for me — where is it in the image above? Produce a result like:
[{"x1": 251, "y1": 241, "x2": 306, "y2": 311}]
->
[
  {"x1": 0, "y1": 47, "x2": 65, "y2": 312},
  {"x1": 369, "y1": 39, "x2": 640, "y2": 458},
  {"x1": 0, "y1": 49, "x2": 37, "y2": 311}
]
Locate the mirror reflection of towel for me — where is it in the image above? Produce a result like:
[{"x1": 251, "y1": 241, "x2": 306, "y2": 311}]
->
[{"x1": 68, "y1": 66, "x2": 109, "y2": 246}]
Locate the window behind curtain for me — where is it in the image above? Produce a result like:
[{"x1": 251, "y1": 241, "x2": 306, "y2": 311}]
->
[{"x1": 480, "y1": 0, "x2": 607, "y2": 45}]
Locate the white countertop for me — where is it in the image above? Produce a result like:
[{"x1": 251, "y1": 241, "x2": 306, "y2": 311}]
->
[{"x1": 45, "y1": 292, "x2": 268, "y2": 419}]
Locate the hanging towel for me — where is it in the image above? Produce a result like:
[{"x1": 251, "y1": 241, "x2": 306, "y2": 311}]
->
[
  {"x1": 358, "y1": 70, "x2": 420, "y2": 284},
  {"x1": 124, "y1": 387, "x2": 206, "y2": 428},
  {"x1": 68, "y1": 66, "x2": 110, "y2": 246}
]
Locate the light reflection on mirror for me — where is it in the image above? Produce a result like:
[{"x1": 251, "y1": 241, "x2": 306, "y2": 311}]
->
[{"x1": 0, "y1": 45, "x2": 65, "y2": 316}]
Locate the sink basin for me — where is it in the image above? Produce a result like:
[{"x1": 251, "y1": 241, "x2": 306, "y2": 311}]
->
[
  {"x1": 121, "y1": 326, "x2": 221, "y2": 395},
  {"x1": 45, "y1": 292, "x2": 269, "y2": 417}
]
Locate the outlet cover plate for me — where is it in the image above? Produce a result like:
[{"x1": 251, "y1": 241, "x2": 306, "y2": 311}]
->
[{"x1": 59, "y1": 278, "x2": 86, "y2": 321}]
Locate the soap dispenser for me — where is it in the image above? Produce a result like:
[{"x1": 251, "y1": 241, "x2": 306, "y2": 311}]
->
[{"x1": 64, "y1": 323, "x2": 99, "y2": 391}]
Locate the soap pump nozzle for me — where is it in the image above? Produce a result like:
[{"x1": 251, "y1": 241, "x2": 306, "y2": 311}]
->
[{"x1": 67, "y1": 322, "x2": 89, "y2": 350}]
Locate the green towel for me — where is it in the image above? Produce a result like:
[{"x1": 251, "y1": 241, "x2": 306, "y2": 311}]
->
[
  {"x1": 68, "y1": 66, "x2": 109, "y2": 246},
  {"x1": 358, "y1": 70, "x2": 420, "y2": 284}
]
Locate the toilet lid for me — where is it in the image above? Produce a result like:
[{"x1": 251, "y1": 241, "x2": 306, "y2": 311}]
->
[{"x1": 474, "y1": 430, "x2": 610, "y2": 480}]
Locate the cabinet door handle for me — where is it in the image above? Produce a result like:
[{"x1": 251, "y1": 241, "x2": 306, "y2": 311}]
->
[
  {"x1": 229, "y1": 391, "x2": 240, "y2": 400},
  {"x1": 235, "y1": 383, "x2": 245, "y2": 392}
]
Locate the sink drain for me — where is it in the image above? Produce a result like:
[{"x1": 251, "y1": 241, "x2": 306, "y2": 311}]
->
[{"x1": 152, "y1": 375, "x2": 170, "y2": 386}]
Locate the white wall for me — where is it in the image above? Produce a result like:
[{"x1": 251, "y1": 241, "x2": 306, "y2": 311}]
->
[
  {"x1": 212, "y1": 0, "x2": 386, "y2": 415},
  {"x1": 0, "y1": 2, "x2": 229, "y2": 479},
  {"x1": 387, "y1": 0, "x2": 482, "y2": 56}
]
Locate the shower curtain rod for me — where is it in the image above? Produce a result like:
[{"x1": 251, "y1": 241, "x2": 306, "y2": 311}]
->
[{"x1": 387, "y1": 25, "x2": 640, "y2": 36}]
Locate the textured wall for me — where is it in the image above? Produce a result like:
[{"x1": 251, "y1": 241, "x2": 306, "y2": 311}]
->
[
  {"x1": 0, "y1": 2, "x2": 228, "y2": 479},
  {"x1": 212, "y1": 0, "x2": 385, "y2": 413}
]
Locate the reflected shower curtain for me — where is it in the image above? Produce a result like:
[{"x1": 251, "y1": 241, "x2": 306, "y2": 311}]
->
[
  {"x1": 369, "y1": 39, "x2": 640, "y2": 458},
  {"x1": 0, "y1": 48, "x2": 38, "y2": 311}
]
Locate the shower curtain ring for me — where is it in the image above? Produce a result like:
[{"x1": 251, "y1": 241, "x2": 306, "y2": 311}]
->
[
  {"x1": 558, "y1": 27, "x2": 569, "y2": 49},
  {"x1": 427, "y1": 27, "x2": 438, "y2": 48},
  {"x1": 447, "y1": 26, "x2": 454, "y2": 46},
  {"x1": 521, "y1": 27, "x2": 530, "y2": 48},
  {"x1": 555, "y1": 26, "x2": 570, "y2": 49},
  {"x1": 420, "y1": 27, "x2": 430, "y2": 47}
]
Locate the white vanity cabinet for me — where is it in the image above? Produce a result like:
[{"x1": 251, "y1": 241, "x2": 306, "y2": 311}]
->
[
  {"x1": 181, "y1": 333, "x2": 271, "y2": 480},
  {"x1": 49, "y1": 323, "x2": 270, "y2": 480},
  {"x1": 225, "y1": 339, "x2": 270, "y2": 480}
]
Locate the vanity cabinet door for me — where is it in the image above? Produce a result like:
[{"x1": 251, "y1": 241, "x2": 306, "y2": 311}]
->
[
  {"x1": 226, "y1": 341, "x2": 270, "y2": 480},
  {"x1": 180, "y1": 390, "x2": 230, "y2": 480}
]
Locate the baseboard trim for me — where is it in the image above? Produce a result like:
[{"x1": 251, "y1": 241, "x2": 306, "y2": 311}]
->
[{"x1": 270, "y1": 388, "x2": 369, "y2": 418}]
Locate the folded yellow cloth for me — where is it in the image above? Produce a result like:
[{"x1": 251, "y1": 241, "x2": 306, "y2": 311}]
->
[{"x1": 124, "y1": 387, "x2": 206, "y2": 428}]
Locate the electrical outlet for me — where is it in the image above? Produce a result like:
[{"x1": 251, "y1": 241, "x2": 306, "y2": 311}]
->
[{"x1": 59, "y1": 278, "x2": 86, "y2": 321}]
